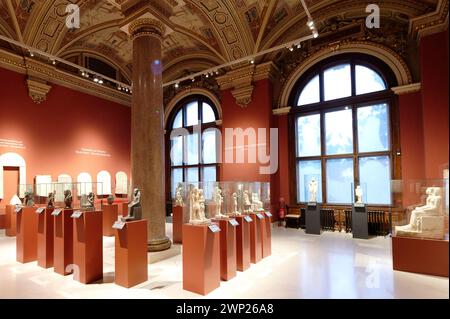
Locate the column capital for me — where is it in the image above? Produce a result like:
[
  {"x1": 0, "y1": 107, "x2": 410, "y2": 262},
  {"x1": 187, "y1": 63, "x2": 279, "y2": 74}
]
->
[{"x1": 129, "y1": 18, "x2": 166, "y2": 40}]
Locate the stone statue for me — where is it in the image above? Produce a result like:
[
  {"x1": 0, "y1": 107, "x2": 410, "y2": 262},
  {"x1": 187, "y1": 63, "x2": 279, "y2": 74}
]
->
[
  {"x1": 23, "y1": 191, "x2": 34, "y2": 207},
  {"x1": 64, "y1": 189, "x2": 73, "y2": 209},
  {"x1": 47, "y1": 191, "x2": 55, "y2": 208},
  {"x1": 232, "y1": 192, "x2": 240, "y2": 215},
  {"x1": 123, "y1": 188, "x2": 142, "y2": 221},
  {"x1": 213, "y1": 186, "x2": 225, "y2": 218},
  {"x1": 175, "y1": 183, "x2": 183, "y2": 207},
  {"x1": 189, "y1": 187, "x2": 210, "y2": 224},
  {"x1": 87, "y1": 192, "x2": 95, "y2": 210},
  {"x1": 237, "y1": 184, "x2": 244, "y2": 214},
  {"x1": 107, "y1": 194, "x2": 115, "y2": 205},
  {"x1": 355, "y1": 185, "x2": 363, "y2": 204},
  {"x1": 395, "y1": 187, "x2": 445, "y2": 240},
  {"x1": 243, "y1": 190, "x2": 252, "y2": 213},
  {"x1": 308, "y1": 178, "x2": 318, "y2": 202},
  {"x1": 251, "y1": 193, "x2": 264, "y2": 212}
]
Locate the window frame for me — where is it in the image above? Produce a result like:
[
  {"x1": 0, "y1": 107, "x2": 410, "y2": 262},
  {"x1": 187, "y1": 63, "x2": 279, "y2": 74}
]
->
[{"x1": 289, "y1": 54, "x2": 400, "y2": 207}]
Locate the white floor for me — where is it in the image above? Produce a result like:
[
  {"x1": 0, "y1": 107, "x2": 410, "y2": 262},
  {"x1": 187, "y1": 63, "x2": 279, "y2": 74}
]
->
[{"x1": 0, "y1": 225, "x2": 448, "y2": 299}]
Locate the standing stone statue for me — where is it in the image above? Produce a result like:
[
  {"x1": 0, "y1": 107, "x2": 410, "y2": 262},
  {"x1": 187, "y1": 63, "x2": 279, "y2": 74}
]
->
[
  {"x1": 175, "y1": 183, "x2": 183, "y2": 207},
  {"x1": 23, "y1": 191, "x2": 34, "y2": 207},
  {"x1": 213, "y1": 186, "x2": 225, "y2": 218},
  {"x1": 64, "y1": 189, "x2": 73, "y2": 209},
  {"x1": 189, "y1": 187, "x2": 210, "y2": 224},
  {"x1": 123, "y1": 188, "x2": 142, "y2": 221},
  {"x1": 243, "y1": 190, "x2": 252, "y2": 213},
  {"x1": 355, "y1": 185, "x2": 363, "y2": 204},
  {"x1": 47, "y1": 191, "x2": 55, "y2": 208},
  {"x1": 308, "y1": 178, "x2": 318, "y2": 203},
  {"x1": 232, "y1": 192, "x2": 240, "y2": 215}
]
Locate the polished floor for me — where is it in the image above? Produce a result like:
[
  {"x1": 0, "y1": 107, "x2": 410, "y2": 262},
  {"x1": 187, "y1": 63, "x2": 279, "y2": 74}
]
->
[{"x1": 0, "y1": 224, "x2": 448, "y2": 299}]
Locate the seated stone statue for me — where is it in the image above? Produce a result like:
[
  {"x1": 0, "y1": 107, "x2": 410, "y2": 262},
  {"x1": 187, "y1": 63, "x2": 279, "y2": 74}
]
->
[
  {"x1": 251, "y1": 193, "x2": 264, "y2": 212},
  {"x1": 395, "y1": 187, "x2": 445, "y2": 240},
  {"x1": 23, "y1": 191, "x2": 34, "y2": 207},
  {"x1": 47, "y1": 191, "x2": 55, "y2": 208},
  {"x1": 123, "y1": 188, "x2": 142, "y2": 221}
]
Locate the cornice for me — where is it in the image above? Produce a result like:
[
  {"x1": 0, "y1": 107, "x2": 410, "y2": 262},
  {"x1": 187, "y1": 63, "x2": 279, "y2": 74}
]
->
[
  {"x1": 391, "y1": 83, "x2": 421, "y2": 95},
  {"x1": 409, "y1": 0, "x2": 449, "y2": 41}
]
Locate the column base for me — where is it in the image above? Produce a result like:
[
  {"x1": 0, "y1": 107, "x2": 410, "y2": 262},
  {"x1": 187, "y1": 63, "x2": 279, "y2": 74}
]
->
[{"x1": 148, "y1": 236, "x2": 171, "y2": 252}]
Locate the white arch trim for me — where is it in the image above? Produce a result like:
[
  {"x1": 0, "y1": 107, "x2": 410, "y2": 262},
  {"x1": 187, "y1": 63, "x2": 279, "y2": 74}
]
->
[
  {"x1": 97, "y1": 170, "x2": 112, "y2": 196},
  {"x1": 164, "y1": 88, "x2": 222, "y2": 129},
  {"x1": 278, "y1": 41, "x2": 413, "y2": 108},
  {"x1": 0, "y1": 152, "x2": 26, "y2": 199}
]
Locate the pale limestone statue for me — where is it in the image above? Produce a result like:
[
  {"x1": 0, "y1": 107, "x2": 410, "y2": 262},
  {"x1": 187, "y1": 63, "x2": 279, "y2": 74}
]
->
[
  {"x1": 213, "y1": 186, "x2": 226, "y2": 218},
  {"x1": 308, "y1": 178, "x2": 318, "y2": 202},
  {"x1": 189, "y1": 187, "x2": 210, "y2": 225},
  {"x1": 232, "y1": 192, "x2": 240, "y2": 216},
  {"x1": 395, "y1": 187, "x2": 445, "y2": 240},
  {"x1": 355, "y1": 185, "x2": 363, "y2": 204},
  {"x1": 243, "y1": 190, "x2": 252, "y2": 213},
  {"x1": 175, "y1": 183, "x2": 183, "y2": 207},
  {"x1": 251, "y1": 193, "x2": 264, "y2": 212}
]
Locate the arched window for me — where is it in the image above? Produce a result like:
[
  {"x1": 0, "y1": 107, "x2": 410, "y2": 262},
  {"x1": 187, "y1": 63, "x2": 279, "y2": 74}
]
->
[
  {"x1": 290, "y1": 54, "x2": 397, "y2": 205},
  {"x1": 167, "y1": 95, "x2": 220, "y2": 199}
]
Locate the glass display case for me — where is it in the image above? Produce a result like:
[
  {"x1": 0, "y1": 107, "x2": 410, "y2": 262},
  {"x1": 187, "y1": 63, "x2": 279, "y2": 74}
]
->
[{"x1": 391, "y1": 177, "x2": 449, "y2": 241}]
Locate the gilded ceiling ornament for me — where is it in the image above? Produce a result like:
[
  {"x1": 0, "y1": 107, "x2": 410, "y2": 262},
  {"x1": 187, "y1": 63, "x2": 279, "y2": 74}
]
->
[{"x1": 128, "y1": 18, "x2": 166, "y2": 40}]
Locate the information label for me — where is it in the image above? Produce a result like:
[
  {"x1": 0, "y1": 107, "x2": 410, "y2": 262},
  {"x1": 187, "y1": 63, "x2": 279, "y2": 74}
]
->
[
  {"x1": 35, "y1": 208, "x2": 45, "y2": 214},
  {"x1": 208, "y1": 224, "x2": 221, "y2": 233},
  {"x1": 112, "y1": 220, "x2": 126, "y2": 230},
  {"x1": 265, "y1": 212, "x2": 273, "y2": 218},
  {"x1": 71, "y1": 210, "x2": 83, "y2": 219},
  {"x1": 14, "y1": 206, "x2": 22, "y2": 213},
  {"x1": 244, "y1": 215, "x2": 253, "y2": 223},
  {"x1": 307, "y1": 202, "x2": 317, "y2": 207},
  {"x1": 354, "y1": 203, "x2": 365, "y2": 208},
  {"x1": 51, "y1": 209, "x2": 62, "y2": 216},
  {"x1": 256, "y1": 213, "x2": 264, "y2": 219},
  {"x1": 229, "y1": 219, "x2": 239, "y2": 227}
]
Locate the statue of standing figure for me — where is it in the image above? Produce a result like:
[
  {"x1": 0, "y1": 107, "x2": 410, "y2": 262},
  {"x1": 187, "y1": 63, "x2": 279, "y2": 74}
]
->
[
  {"x1": 189, "y1": 187, "x2": 210, "y2": 224},
  {"x1": 232, "y1": 192, "x2": 240, "y2": 215},
  {"x1": 175, "y1": 183, "x2": 183, "y2": 207},
  {"x1": 308, "y1": 178, "x2": 318, "y2": 203},
  {"x1": 355, "y1": 185, "x2": 363, "y2": 204},
  {"x1": 243, "y1": 190, "x2": 252, "y2": 213},
  {"x1": 213, "y1": 186, "x2": 225, "y2": 218}
]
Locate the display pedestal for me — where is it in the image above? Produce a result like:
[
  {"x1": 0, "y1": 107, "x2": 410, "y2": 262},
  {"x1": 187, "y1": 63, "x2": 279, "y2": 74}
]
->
[
  {"x1": 37, "y1": 207, "x2": 54, "y2": 268},
  {"x1": 182, "y1": 223, "x2": 220, "y2": 295},
  {"x1": 73, "y1": 210, "x2": 103, "y2": 284},
  {"x1": 235, "y1": 215, "x2": 251, "y2": 271},
  {"x1": 352, "y1": 204, "x2": 368, "y2": 239},
  {"x1": 115, "y1": 219, "x2": 148, "y2": 288},
  {"x1": 102, "y1": 204, "x2": 118, "y2": 237},
  {"x1": 5, "y1": 205, "x2": 16, "y2": 236},
  {"x1": 306, "y1": 203, "x2": 321, "y2": 235},
  {"x1": 172, "y1": 205, "x2": 183, "y2": 244},
  {"x1": 392, "y1": 236, "x2": 449, "y2": 277},
  {"x1": 212, "y1": 218, "x2": 237, "y2": 281},
  {"x1": 16, "y1": 207, "x2": 38, "y2": 263},
  {"x1": 121, "y1": 202, "x2": 128, "y2": 217},
  {"x1": 261, "y1": 212, "x2": 272, "y2": 258},
  {"x1": 249, "y1": 213, "x2": 263, "y2": 264},
  {"x1": 54, "y1": 209, "x2": 73, "y2": 275}
]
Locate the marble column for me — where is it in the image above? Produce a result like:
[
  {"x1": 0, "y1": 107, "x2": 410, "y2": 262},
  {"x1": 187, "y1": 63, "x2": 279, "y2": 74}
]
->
[{"x1": 129, "y1": 18, "x2": 171, "y2": 251}]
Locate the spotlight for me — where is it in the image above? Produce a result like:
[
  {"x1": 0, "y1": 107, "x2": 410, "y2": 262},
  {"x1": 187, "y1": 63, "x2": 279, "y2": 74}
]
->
[
  {"x1": 250, "y1": 59, "x2": 255, "y2": 64},
  {"x1": 175, "y1": 83, "x2": 179, "y2": 89},
  {"x1": 94, "y1": 77, "x2": 99, "y2": 83},
  {"x1": 313, "y1": 30, "x2": 319, "y2": 38},
  {"x1": 307, "y1": 20, "x2": 314, "y2": 28},
  {"x1": 215, "y1": 70, "x2": 219, "y2": 75},
  {"x1": 192, "y1": 78, "x2": 195, "y2": 82},
  {"x1": 296, "y1": 43, "x2": 301, "y2": 49},
  {"x1": 118, "y1": 86, "x2": 122, "y2": 91},
  {"x1": 52, "y1": 59, "x2": 56, "y2": 65},
  {"x1": 206, "y1": 74, "x2": 209, "y2": 78},
  {"x1": 98, "y1": 79, "x2": 103, "y2": 84},
  {"x1": 29, "y1": 51, "x2": 34, "y2": 57},
  {"x1": 289, "y1": 47, "x2": 294, "y2": 52}
]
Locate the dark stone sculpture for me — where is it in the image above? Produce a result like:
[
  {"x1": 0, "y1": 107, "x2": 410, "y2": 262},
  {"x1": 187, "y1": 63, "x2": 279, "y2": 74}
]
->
[
  {"x1": 64, "y1": 189, "x2": 73, "y2": 209},
  {"x1": 23, "y1": 191, "x2": 34, "y2": 207},
  {"x1": 107, "y1": 194, "x2": 115, "y2": 205},
  {"x1": 123, "y1": 188, "x2": 141, "y2": 221},
  {"x1": 47, "y1": 191, "x2": 55, "y2": 208}
]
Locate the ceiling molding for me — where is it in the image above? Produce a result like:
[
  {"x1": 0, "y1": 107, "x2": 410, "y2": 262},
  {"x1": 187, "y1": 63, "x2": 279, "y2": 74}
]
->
[{"x1": 409, "y1": 0, "x2": 449, "y2": 41}]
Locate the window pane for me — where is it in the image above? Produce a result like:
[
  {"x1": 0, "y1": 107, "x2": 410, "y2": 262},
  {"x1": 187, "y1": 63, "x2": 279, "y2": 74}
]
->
[
  {"x1": 326, "y1": 158, "x2": 354, "y2": 204},
  {"x1": 202, "y1": 129, "x2": 217, "y2": 164},
  {"x1": 171, "y1": 168, "x2": 183, "y2": 197},
  {"x1": 186, "y1": 133, "x2": 199, "y2": 165},
  {"x1": 296, "y1": 114, "x2": 321, "y2": 157},
  {"x1": 202, "y1": 103, "x2": 216, "y2": 123},
  {"x1": 357, "y1": 103, "x2": 389, "y2": 152},
  {"x1": 297, "y1": 160, "x2": 322, "y2": 203},
  {"x1": 324, "y1": 64, "x2": 351, "y2": 101},
  {"x1": 359, "y1": 156, "x2": 391, "y2": 204},
  {"x1": 325, "y1": 109, "x2": 353, "y2": 155},
  {"x1": 298, "y1": 75, "x2": 320, "y2": 106},
  {"x1": 170, "y1": 135, "x2": 183, "y2": 165},
  {"x1": 186, "y1": 101, "x2": 199, "y2": 126},
  {"x1": 186, "y1": 167, "x2": 199, "y2": 183},
  {"x1": 202, "y1": 166, "x2": 216, "y2": 182},
  {"x1": 355, "y1": 65, "x2": 386, "y2": 95},
  {"x1": 173, "y1": 109, "x2": 183, "y2": 129}
]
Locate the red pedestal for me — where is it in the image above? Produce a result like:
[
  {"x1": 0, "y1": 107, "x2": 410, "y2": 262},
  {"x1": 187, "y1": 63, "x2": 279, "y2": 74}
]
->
[
  {"x1": 73, "y1": 210, "x2": 103, "y2": 284},
  {"x1": 121, "y1": 202, "x2": 128, "y2": 217},
  {"x1": 261, "y1": 213, "x2": 272, "y2": 258},
  {"x1": 16, "y1": 207, "x2": 38, "y2": 263},
  {"x1": 102, "y1": 204, "x2": 118, "y2": 237},
  {"x1": 54, "y1": 209, "x2": 74, "y2": 275},
  {"x1": 392, "y1": 236, "x2": 449, "y2": 277},
  {"x1": 182, "y1": 223, "x2": 220, "y2": 295},
  {"x1": 213, "y1": 218, "x2": 237, "y2": 281},
  {"x1": 249, "y1": 213, "x2": 263, "y2": 264},
  {"x1": 115, "y1": 219, "x2": 148, "y2": 288},
  {"x1": 235, "y1": 215, "x2": 251, "y2": 271},
  {"x1": 37, "y1": 208, "x2": 54, "y2": 268},
  {"x1": 5, "y1": 205, "x2": 16, "y2": 237},
  {"x1": 172, "y1": 205, "x2": 183, "y2": 244}
]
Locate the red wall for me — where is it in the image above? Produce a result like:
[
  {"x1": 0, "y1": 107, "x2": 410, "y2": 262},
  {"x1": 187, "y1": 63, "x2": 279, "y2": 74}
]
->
[
  {"x1": 420, "y1": 30, "x2": 449, "y2": 179},
  {"x1": 0, "y1": 67, "x2": 131, "y2": 207}
]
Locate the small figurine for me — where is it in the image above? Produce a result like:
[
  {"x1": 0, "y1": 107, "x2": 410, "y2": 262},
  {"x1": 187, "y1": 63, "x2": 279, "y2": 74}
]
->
[
  {"x1": 107, "y1": 194, "x2": 115, "y2": 205},
  {"x1": 47, "y1": 191, "x2": 55, "y2": 208},
  {"x1": 87, "y1": 192, "x2": 95, "y2": 210},
  {"x1": 64, "y1": 189, "x2": 73, "y2": 209},
  {"x1": 232, "y1": 192, "x2": 240, "y2": 215},
  {"x1": 243, "y1": 190, "x2": 252, "y2": 213},
  {"x1": 123, "y1": 188, "x2": 142, "y2": 221},
  {"x1": 213, "y1": 186, "x2": 226, "y2": 218},
  {"x1": 23, "y1": 191, "x2": 34, "y2": 207},
  {"x1": 355, "y1": 185, "x2": 363, "y2": 204},
  {"x1": 309, "y1": 178, "x2": 318, "y2": 203},
  {"x1": 175, "y1": 183, "x2": 183, "y2": 207}
]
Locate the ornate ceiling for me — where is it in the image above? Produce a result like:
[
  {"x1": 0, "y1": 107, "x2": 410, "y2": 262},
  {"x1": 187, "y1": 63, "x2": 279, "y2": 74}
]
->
[{"x1": 0, "y1": 0, "x2": 447, "y2": 89}]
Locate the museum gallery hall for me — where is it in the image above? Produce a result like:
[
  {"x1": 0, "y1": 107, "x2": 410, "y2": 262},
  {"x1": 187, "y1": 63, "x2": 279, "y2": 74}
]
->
[{"x1": 0, "y1": 0, "x2": 448, "y2": 299}]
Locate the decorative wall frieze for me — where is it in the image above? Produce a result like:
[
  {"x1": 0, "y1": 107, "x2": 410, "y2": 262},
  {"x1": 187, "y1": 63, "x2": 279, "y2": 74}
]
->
[
  {"x1": 391, "y1": 83, "x2": 421, "y2": 95},
  {"x1": 26, "y1": 76, "x2": 51, "y2": 104},
  {"x1": 409, "y1": 0, "x2": 449, "y2": 41},
  {"x1": 0, "y1": 48, "x2": 131, "y2": 107}
]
